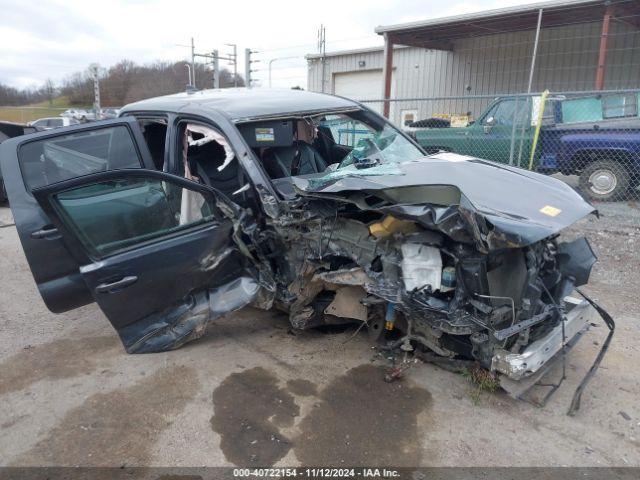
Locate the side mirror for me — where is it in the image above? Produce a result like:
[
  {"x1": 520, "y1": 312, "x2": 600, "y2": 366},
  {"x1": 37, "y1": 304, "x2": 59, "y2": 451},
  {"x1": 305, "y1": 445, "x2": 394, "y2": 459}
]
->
[{"x1": 483, "y1": 116, "x2": 496, "y2": 134}]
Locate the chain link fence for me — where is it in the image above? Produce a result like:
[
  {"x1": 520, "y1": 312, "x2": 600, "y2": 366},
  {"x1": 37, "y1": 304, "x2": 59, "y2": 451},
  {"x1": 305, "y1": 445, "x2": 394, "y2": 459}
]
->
[{"x1": 360, "y1": 89, "x2": 640, "y2": 202}]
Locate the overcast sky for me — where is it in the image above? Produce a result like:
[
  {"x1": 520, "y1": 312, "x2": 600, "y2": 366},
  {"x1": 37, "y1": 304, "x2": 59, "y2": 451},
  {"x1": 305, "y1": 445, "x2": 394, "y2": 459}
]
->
[{"x1": 0, "y1": 0, "x2": 539, "y2": 90}]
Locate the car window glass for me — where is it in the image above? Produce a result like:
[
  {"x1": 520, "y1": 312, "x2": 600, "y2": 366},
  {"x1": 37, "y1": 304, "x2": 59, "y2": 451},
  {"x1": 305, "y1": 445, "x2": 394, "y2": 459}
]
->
[
  {"x1": 483, "y1": 99, "x2": 528, "y2": 126},
  {"x1": 50, "y1": 176, "x2": 216, "y2": 258},
  {"x1": 603, "y1": 94, "x2": 637, "y2": 119},
  {"x1": 338, "y1": 123, "x2": 424, "y2": 169},
  {"x1": 482, "y1": 103, "x2": 500, "y2": 124},
  {"x1": 19, "y1": 125, "x2": 142, "y2": 191}
]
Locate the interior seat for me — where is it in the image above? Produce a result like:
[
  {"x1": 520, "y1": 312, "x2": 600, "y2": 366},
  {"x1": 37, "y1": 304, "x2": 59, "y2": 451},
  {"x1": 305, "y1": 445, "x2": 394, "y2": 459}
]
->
[
  {"x1": 188, "y1": 141, "x2": 239, "y2": 197},
  {"x1": 262, "y1": 141, "x2": 327, "y2": 178}
]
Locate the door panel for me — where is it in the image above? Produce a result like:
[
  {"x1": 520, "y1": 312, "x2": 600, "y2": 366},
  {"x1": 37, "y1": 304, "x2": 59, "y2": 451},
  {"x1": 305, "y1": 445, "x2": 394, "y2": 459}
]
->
[
  {"x1": 0, "y1": 118, "x2": 155, "y2": 312},
  {"x1": 33, "y1": 169, "x2": 249, "y2": 352},
  {"x1": 468, "y1": 98, "x2": 532, "y2": 165}
]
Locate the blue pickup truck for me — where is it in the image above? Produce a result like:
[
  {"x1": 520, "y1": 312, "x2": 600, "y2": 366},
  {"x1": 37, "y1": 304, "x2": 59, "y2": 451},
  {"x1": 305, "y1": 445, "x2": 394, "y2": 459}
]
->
[{"x1": 414, "y1": 92, "x2": 640, "y2": 201}]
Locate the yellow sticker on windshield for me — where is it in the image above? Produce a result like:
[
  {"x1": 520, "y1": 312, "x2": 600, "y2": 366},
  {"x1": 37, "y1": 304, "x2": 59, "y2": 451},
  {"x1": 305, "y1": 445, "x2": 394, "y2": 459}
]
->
[{"x1": 540, "y1": 205, "x2": 562, "y2": 217}]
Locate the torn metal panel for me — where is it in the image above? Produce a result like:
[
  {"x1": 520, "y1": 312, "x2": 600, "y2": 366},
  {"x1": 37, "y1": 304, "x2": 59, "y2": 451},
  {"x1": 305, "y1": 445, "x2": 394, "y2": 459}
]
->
[
  {"x1": 117, "y1": 291, "x2": 212, "y2": 354},
  {"x1": 118, "y1": 276, "x2": 265, "y2": 354},
  {"x1": 209, "y1": 277, "x2": 261, "y2": 316},
  {"x1": 324, "y1": 286, "x2": 368, "y2": 321}
]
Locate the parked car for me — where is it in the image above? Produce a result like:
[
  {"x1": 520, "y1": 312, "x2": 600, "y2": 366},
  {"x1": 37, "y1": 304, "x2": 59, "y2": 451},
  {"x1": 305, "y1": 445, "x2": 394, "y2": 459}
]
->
[
  {"x1": 414, "y1": 92, "x2": 640, "y2": 200},
  {"x1": 60, "y1": 108, "x2": 96, "y2": 122},
  {"x1": 100, "y1": 107, "x2": 121, "y2": 119},
  {"x1": 0, "y1": 89, "x2": 612, "y2": 410},
  {"x1": 28, "y1": 116, "x2": 79, "y2": 130},
  {"x1": 0, "y1": 121, "x2": 39, "y2": 202}
]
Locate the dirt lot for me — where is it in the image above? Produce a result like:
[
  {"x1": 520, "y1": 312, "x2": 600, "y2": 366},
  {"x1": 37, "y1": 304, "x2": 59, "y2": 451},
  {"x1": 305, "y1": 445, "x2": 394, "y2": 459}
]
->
[{"x1": 0, "y1": 203, "x2": 639, "y2": 467}]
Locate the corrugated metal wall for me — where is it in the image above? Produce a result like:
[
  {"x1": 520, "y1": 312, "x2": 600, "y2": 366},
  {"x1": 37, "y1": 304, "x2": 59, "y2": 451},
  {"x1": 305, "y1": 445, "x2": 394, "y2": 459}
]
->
[{"x1": 307, "y1": 20, "x2": 640, "y2": 124}]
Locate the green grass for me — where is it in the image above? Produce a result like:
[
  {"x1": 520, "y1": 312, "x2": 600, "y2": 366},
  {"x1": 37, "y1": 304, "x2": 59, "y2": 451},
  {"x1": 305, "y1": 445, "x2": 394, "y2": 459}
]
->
[
  {"x1": 0, "y1": 96, "x2": 92, "y2": 124},
  {"x1": 28, "y1": 96, "x2": 73, "y2": 108},
  {"x1": 461, "y1": 365, "x2": 500, "y2": 405},
  {"x1": 0, "y1": 106, "x2": 65, "y2": 123}
]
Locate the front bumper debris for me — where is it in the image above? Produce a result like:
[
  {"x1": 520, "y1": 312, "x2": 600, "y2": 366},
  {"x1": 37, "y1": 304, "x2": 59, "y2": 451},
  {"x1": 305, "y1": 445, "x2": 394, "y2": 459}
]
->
[
  {"x1": 491, "y1": 296, "x2": 591, "y2": 380},
  {"x1": 493, "y1": 293, "x2": 614, "y2": 415}
]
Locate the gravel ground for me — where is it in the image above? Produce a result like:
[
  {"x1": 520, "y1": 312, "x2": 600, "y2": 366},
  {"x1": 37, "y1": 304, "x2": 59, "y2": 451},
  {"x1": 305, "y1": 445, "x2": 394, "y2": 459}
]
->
[{"x1": 0, "y1": 202, "x2": 639, "y2": 467}]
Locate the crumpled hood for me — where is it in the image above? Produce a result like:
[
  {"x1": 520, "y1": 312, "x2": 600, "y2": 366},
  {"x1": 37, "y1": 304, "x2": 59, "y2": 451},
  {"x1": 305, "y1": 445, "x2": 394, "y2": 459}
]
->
[{"x1": 291, "y1": 153, "x2": 595, "y2": 251}]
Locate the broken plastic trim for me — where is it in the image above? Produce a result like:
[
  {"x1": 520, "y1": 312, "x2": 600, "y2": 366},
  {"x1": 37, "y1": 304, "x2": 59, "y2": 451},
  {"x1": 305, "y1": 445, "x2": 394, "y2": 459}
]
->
[{"x1": 567, "y1": 288, "x2": 615, "y2": 416}]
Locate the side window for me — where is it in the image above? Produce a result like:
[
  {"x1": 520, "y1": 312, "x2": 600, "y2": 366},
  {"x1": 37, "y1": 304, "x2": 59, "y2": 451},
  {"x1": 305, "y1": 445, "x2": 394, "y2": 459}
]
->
[
  {"x1": 48, "y1": 119, "x2": 63, "y2": 128},
  {"x1": 19, "y1": 126, "x2": 142, "y2": 191},
  {"x1": 482, "y1": 103, "x2": 500, "y2": 125},
  {"x1": 484, "y1": 100, "x2": 529, "y2": 126},
  {"x1": 49, "y1": 176, "x2": 217, "y2": 258},
  {"x1": 603, "y1": 94, "x2": 637, "y2": 119},
  {"x1": 138, "y1": 118, "x2": 168, "y2": 170},
  {"x1": 321, "y1": 115, "x2": 375, "y2": 147}
]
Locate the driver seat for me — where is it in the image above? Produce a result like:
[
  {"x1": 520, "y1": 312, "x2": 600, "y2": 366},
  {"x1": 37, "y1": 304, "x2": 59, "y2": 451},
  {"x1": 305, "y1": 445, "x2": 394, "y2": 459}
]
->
[{"x1": 262, "y1": 141, "x2": 327, "y2": 178}]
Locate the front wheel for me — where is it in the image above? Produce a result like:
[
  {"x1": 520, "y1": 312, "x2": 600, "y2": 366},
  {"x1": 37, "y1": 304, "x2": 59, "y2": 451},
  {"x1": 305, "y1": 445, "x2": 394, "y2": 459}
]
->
[{"x1": 579, "y1": 160, "x2": 629, "y2": 201}]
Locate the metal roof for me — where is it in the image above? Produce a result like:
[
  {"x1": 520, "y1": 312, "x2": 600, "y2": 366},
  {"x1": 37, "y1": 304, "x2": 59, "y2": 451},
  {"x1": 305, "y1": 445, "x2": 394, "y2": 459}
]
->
[
  {"x1": 374, "y1": 0, "x2": 638, "y2": 49},
  {"x1": 306, "y1": 45, "x2": 386, "y2": 60},
  {"x1": 120, "y1": 88, "x2": 359, "y2": 122}
]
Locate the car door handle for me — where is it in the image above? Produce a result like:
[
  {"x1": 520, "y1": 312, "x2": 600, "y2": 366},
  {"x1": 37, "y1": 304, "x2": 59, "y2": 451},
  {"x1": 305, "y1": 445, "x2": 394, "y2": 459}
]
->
[
  {"x1": 95, "y1": 276, "x2": 138, "y2": 294},
  {"x1": 30, "y1": 226, "x2": 59, "y2": 239}
]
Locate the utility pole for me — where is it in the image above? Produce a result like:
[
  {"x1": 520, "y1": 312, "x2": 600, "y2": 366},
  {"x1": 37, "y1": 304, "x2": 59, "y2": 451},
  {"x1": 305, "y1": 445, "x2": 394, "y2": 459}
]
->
[
  {"x1": 317, "y1": 24, "x2": 326, "y2": 93},
  {"x1": 179, "y1": 39, "x2": 239, "y2": 89},
  {"x1": 226, "y1": 44, "x2": 238, "y2": 87},
  {"x1": 212, "y1": 49, "x2": 220, "y2": 88},
  {"x1": 194, "y1": 49, "x2": 236, "y2": 89},
  {"x1": 191, "y1": 37, "x2": 196, "y2": 89},
  {"x1": 245, "y1": 48, "x2": 259, "y2": 88},
  {"x1": 184, "y1": 63, "x2": 192, "y2": 87},
  {"x1": 90, "y1": 63, "x2": 101, "y2": 119}
]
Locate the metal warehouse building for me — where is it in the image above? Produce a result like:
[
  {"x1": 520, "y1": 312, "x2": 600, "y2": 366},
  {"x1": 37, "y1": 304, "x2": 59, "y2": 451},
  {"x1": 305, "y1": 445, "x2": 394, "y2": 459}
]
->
[{"x1": 306, "y1": 0, "x2": 640, "y2": 125}]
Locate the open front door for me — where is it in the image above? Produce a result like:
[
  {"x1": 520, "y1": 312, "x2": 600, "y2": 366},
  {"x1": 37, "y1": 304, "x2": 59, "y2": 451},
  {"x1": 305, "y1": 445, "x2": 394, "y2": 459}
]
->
[{"x1": 30, "y1": 169, "x2": 259, "y2": 353}]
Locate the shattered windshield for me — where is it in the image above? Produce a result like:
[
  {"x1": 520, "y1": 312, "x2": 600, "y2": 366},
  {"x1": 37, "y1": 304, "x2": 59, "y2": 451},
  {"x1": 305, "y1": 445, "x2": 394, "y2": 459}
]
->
[{"x1": 319, "y1": 116, "x2": 424, "y2": 170}]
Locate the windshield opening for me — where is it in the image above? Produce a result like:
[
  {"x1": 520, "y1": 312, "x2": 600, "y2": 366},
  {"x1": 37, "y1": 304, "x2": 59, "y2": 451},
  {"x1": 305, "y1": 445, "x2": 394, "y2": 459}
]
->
[
  {"x1": 238, "y1": 109, "x2": 425, "y2": 185},
  {"x1": 317, "y1": 112, "x2": 425, "y2": 170}
]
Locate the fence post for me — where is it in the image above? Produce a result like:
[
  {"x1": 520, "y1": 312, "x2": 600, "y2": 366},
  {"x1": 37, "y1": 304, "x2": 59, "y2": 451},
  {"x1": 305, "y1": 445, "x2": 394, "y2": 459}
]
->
[
  {"x1": 595, "y1": 5, "x2": 614, "y2": 90},
  {"x1": 382, "y1": 34, "x2": 394, "y2": 119}
]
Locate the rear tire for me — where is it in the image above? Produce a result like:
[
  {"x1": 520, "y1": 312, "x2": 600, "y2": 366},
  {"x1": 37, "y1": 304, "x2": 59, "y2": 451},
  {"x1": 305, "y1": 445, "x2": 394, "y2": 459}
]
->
[{"x1": 579, "y1": 160, "x2": 629, "y2": 201}]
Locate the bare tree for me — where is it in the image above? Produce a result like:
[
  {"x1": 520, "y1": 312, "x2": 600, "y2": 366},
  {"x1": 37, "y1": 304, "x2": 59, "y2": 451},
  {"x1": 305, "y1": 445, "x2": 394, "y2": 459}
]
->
[
  {"x1": 2, "y1": 60, "x2": 247, "y2": 108},
  {"x1": 44, "y1": 79, "x2": 56, "y2": 107}
]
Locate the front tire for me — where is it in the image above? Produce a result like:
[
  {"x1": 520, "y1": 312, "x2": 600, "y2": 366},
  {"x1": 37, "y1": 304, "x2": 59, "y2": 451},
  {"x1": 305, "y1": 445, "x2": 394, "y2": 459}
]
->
[{"x1": 579, "y1": 160, "x2": 629, "y2": 201}]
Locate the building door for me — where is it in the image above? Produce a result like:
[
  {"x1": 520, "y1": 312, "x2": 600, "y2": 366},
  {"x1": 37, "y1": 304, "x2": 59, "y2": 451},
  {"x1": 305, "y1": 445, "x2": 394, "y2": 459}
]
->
[{"x1": 333, "y1": 70, "x2": 396, "y2": 119}]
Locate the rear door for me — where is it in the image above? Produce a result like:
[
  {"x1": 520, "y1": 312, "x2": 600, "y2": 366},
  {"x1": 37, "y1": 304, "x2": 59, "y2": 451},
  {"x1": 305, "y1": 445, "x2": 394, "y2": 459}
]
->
[
  {"x1": 2, "y1": 121, "x2": 257, "y2": 353},
  {"x1": 0, "y1": 118, "x2": 156, "y2": 312}
]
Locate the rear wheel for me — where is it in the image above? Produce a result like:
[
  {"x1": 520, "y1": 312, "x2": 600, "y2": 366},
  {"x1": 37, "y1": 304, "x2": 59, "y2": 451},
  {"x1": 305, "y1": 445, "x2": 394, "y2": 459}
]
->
[{"x1": 579, "y1": 160, "x2": 629, "y2": 201}]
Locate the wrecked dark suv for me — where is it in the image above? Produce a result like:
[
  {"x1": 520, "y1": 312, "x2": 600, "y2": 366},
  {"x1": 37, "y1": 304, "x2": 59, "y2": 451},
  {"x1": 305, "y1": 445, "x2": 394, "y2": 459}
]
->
[{"x1": 0, "y1": 89, "x2": 612, "y2": 411}]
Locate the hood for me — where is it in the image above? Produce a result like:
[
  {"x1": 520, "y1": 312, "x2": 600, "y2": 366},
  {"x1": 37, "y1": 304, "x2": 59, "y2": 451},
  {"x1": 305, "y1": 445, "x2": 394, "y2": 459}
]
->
[{"x1": 291, "y1": 153, "x2": 595, "y2": 251}]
